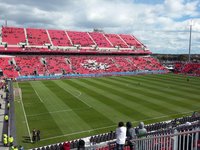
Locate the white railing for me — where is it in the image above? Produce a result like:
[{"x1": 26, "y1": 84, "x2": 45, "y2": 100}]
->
[{"x1": 86, "y1": 128, "x2": 200, "y2": 150}]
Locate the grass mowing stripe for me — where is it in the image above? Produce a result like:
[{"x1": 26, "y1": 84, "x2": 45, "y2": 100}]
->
[
  {"x1": 32, "y1": 81, "x2": 93, "y2": 134},
  {"x1": 19, "y1": 82, "x2": 46, "y2": 115},
  {"x1": 98, "y1": 77, "x2": 185, "y2": 113},
  {"x1": 157, "y1": 74, "x2": 200, "y2": 84},
  {"x1": 60, "y1": 80, "x2": 133, "y2": 123},
  {"x1": 112, "y1": 76, "x2": 193, "y2": 112},
  {"x1": 19, "y1": 82, "x2": 64, "y2": 139},
  {"x1": 69, "y1": 79, "x2": 149, "y2": 120},
  {"x1": 40, "y1": 109, "x2": 197, "y2": 142},
  {"x1": 122, "y1": 75, "x2": 200, "y2": 104},
  {"x1": 119, "y1": 75, "x2": 200, "y2": 104},
  {"x1": 141, "y1": 74, "x2": 200, "y2": 91},
  {"x1": 92, "y1": 77, "x2": 191, "y2": 114},
  {"x1": 45, "y1": 80, "x2": 114, "y2": 129},
  {"x1": 143, "y1": 74, "x2": 200, "y2": 93},
  {"x1": 14, "y1": 74, "x2": 200, "y2": 149},
  {"x1": 83, "y1": 77, "x2": 165, "y2": 117}
]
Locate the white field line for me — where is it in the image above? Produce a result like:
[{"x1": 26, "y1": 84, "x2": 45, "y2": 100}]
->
[
  {"x1": 40, "y1": 110, "x2": 196, "y2": 141},
  {"x1": 19, "y1": 88, "x2": 22, "y2": 102},
  {"x1": 63, "y1": 88, "x2": 92, "y2": 108},
  {"x1": 26, "y1": 107, "x2": 91, "y2": 117},
  {"x1": 33, "y1": 88, "x2": 43, "y2": 103},
  {"x1": 16, "y1": 82, "x2": 33, "y2": 143},
  {"x1": 77, "y1": 90, "x2": 82, "y2": 97}
]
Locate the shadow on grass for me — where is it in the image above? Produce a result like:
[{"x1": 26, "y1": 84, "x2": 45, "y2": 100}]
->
[{"x1": 22, "y1": 136, "x2": 32, "y2": 143}]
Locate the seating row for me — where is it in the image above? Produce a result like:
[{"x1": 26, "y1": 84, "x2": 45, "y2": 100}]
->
[
  {"x1": 1, "y1": 27, "x2": 144, "y2": 49},
  {"x1": 174, "y1": 63, "x2": 200, "y2": 76}
]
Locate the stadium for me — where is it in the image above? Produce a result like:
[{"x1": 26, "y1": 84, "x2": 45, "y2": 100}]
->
[{"x1": 0, "y1": 0, "x2": 200, "y2": 150}]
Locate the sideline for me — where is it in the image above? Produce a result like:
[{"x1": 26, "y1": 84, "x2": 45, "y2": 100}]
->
[{"x1": 16, "y1": 82, "x2": 33, "y2": 143}]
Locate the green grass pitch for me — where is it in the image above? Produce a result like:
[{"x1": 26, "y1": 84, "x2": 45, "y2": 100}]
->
[{"x1": 13, "y1": 74, "x2": 200, "y2": 149}]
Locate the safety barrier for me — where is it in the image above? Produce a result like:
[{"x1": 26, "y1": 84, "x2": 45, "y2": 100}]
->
[
  {"x1": 16, "y1": 70, "x2": 167, "y2": 81},
  {"x1": 87, "y1": 128, "x2": 200, "y2": 150}
]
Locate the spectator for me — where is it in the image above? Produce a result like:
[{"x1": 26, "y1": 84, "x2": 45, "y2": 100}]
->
[
  {"x1": 137, "y1": 122, "x2": 147, "y2": 138},
  {"x1": 7, "y1": 102, "x2": 10, "y2": 110},
  {"x1": 4, "y1": 114, "x2": 9, "y2": 122},
  {"x1": 136, "y1": 122, "x2": 147, "y2": 150},
  {"x1": 78, "y1": 139, "x2": 85, "y2": 150},
  {"x1": 36, "y1": 129, "x2": 40, "y2": 141},
  {"x1": 116, "y1": 121, "x2": 127, "y2": 150},
  {"x1": 8, "y1": 135, "x2": 14, "y2": 146},
  {"x1": 18, "y1": 145, "x2": 24, "y2": 150},
  {"x1": 63, "y1": 142, "x2": 70, "y2": 150},
  {"x1": 32, "y1": 129, "x2": 37, "y2": 143},
  {"x1": 3, "y1": 136, "x2": 8, "y2": 146},
  {"x1": 126, "y1": 122, "x2": 136, "y2": 150}
]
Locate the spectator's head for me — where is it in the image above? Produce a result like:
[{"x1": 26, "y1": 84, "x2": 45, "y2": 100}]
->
[
  {"x1": 185, "y1": 122, "x2": 191, "y2": 126},
  {"x1": 139, "y1": 122, "x2": 144, "y2": 129},
  {"x1": 118, "y1": 121, "x2": 124, "y2": 127},
  {"x1": 126, "y1": 121, "x2": 132, "y2": 128},
  {"x1": 78, "y1": 139, "x2": 85, "y2": 149}
]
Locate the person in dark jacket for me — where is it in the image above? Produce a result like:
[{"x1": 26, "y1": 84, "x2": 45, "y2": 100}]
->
[
  {"x1": 126, "y1": 122, "x2": 136, "y2": 150},
  {"x1": 36, "y1": 130, "x2": 40, "y2": 141}
]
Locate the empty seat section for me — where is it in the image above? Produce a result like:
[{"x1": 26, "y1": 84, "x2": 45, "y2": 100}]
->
[
  {"x1": 175, "y1": 63, "x2": 200, "y2": 75},
  {"x1": 67, "y1": 31, "x2": 95, "y2": 47},
  {"x1": 119, "y1": 34, "x2": 142, "y2": 48},
  {"x1": 45, "y1": 56, "x2": 71, "y2": 74},
  {"x1": 113, "y1": 56, "x2": 137, "y2": 72},
  {"x1": 128, "y1": 57, "x2": 166, "y2": 71},
  {"x1": 89, "y1": 32, "x2": 112, "y2": 48},
  {"x1": 26, "y1": 28, "x2": 50, "y2": 45},
  {"x1": 0, "y1": 57, "x2": 18, "y2": 78},
  {"x1": 2, "y1": 27, "x2": 26, "y2": 45},
  {"x1": 104, "y1": 34, "x2": 128, "y2": 48},
  {"x1": 48, "y1": 30, "x2": 72, "y2": 46},
  {"x1": 15, "y1": 56, "x2": 45, "y2": 76}
]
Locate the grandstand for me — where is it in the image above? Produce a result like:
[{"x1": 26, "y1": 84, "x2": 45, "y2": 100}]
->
[
  {"x1": 0, "y1": 26, "x2": 166, "y2": 80},
  {"x1": 0, "y1": 26, "x2": 200, "y2": 150}
]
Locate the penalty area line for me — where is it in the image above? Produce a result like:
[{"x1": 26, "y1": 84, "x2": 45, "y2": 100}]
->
[
  {"x1": 27, "y1": 107, "x2": 92, "y2": 117},
  {"x1": 64, "y1": 88, "x2": 92, "y2": 108},
  {"x1": 33, "y1": 88, "x2": 43, "y2": 103}
]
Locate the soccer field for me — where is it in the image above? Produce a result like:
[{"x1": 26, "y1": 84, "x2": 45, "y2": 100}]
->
[{"x1": 14, "y1": 74, "x2": 200, "y2": 149}]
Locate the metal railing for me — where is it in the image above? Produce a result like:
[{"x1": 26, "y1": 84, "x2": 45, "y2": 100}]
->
[{"x1": 86, "y1": 128, "x2": 200, "y2": 150}]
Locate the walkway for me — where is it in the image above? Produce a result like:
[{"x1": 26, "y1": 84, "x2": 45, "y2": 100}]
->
[{"x1": 0, "y1": 90, "x2": 9, "y2": 150}]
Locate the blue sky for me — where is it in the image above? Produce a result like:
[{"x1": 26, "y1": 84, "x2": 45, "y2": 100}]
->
[{"x1": 0, "y1": 0, "x2": 200, "y2": 54}]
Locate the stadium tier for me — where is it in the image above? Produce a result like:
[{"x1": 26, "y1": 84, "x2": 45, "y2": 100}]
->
[
  {"x1": 0, "y1": 26, "x2": 169, "y2": 80},
  {"x1": 0, "y1": 56, "x2": 167, "y2": 79},
  {"x1": 174, "y1": 62, "x2": 200, "y2": 76},
  {"x1": 0, "y1": 26, "x2": 151, "y2": 54},
  {"x1": 1, "y1": 26, "x2": 26, "y2": 45}
]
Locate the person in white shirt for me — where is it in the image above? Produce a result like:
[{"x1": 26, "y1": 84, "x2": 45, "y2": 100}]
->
[{"x1": 116, "y1": 121, "x2": 127, "y2": 150}]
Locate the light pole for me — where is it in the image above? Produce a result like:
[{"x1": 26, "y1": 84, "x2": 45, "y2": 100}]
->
[{"x1": 188, "y1": 20, "x2": 193, "y2": 62}]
